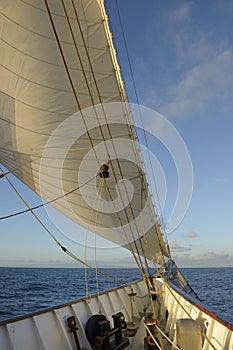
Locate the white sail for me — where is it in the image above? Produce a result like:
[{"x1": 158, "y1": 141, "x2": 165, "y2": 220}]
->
[{"x1": 0, "y1": 0, "x2": 169, "y2": 263}]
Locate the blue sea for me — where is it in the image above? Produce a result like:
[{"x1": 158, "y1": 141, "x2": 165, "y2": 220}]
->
[{"x1": 0, "y1": 267, "x2": 232, "y2": 324}]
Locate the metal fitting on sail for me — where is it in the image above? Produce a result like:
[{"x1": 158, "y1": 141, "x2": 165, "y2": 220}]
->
[{"x1": 98, "y1": 164, "x2": 110, "y2": 178}]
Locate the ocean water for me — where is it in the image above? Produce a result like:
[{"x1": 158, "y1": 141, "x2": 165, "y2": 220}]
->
[
  {"x1": 181, "y1": 267, "x2": 232, "y2": 323},
  {"x1": 0, "y1": 267, "x2": 232, "y2": 324}
]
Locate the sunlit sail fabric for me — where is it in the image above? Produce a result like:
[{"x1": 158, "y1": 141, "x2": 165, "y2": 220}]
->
[{"x1": 0, "y1": 0, "x2": 169, "y2": 263}]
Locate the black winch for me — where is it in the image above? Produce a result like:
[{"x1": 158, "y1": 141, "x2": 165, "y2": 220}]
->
[{"x1": 85, "y1": 312, "x2": 129, "y2": 350}]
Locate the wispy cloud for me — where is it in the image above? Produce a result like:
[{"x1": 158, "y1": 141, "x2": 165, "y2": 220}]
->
[
  {"x1": 211, "y1": 177, "x2": 228, "y2": 183},
  {"x1": 185, "y1": 231, "x2": 199, "y2": 238},
  {"x1": 170, "y1": 240, "x2": 191, "y2": 252},
  {"x1": 169, "y1": 3, "x2": 190, "y2": 23},
  {"x1": 161, "y1": 49, "x2": 233, "y2": 118},
  {"x1": 139, "y1": 2, "x2": 233, "y2": 120},
  {"x1": 174, "y1": 251, "x2": 233, "y2": 267}
]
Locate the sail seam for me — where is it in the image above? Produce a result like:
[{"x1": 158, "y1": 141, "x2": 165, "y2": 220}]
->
[
  {"x1": 2, "y1": 1, "x2": 100, "y2": 35},
  {"x1": 0, "y1": 36, "x2": 106, "y2": 69},
  {"x1": 0, "y1": 61, "x2": 112, "y2": 93}
]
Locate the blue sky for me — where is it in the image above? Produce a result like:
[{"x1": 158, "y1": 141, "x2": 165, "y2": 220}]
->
[
  {"x1": 108, "y1": 0, "x2": 233, "y2": 267},
  {"x1": 0, "y1": 0, "x2": 233, "y2": 268}
]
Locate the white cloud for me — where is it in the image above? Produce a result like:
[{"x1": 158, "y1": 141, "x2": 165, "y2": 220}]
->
[
  {"x1": 140, "y1": 4, "x2": 233, "y2": 120},
  {"x1": 185, "y1": 231, "x2": 199, "y2": 238},
  {"x1": 169, "y1": 4, "x2": 190, "y2": 23},
  {"x1": 170, "y1": 240, "x2": 191, "y2": 252},
  {"x1": 211, "y1": 177, "x2": 228, "y2": 183},
  {"x1": 161, "y1": 49, "x2": 233, "y2": 118},
  {"x1": 173, "y1": 251, "x2": 233, "y2": 267}
]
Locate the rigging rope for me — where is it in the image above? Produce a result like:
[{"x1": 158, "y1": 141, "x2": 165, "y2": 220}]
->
[
  {"x1": 83, "y1": 177, "x2": 104, "y2": 304},
  {"x1": 115, "y1": 0, "x2": 171, "y2": 257},
  {"x1": 0, "y1": 175, "x2": 97, "y2": 221},
  {"x1": 43, "y1": 0, "x2": 148, "y2": 277},
  {"x1": 58, "y1": 1, "x2": 169, "y2": 324},
  {"x1": 112, "y1": 8, "x2": 205, "y2": 335},
  {"x1": 142, "y1": 268, "x2": 219, "y2": 350},
  {"x1": 0, "y1": 167, "x2": 130, "y2": 286},
  {"x1": 67, "y1": 0, "x2": 147, "y2": 271},
  {"x1": 2, "y1": 5, "x2": 222, "y2": 348},
  {"x1": 2, "y1": 1, "x2": 169, "y2": 315},
  {"x1": 94, "y1": 179, "x2": 105, "y2": 313}
]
